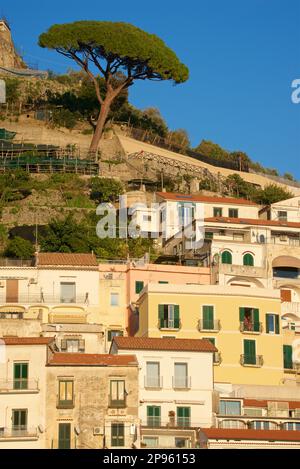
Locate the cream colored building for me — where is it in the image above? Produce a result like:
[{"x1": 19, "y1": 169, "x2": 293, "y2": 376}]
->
[
  {"x1": 45, "y1": 351, "x2": 140, "y2": 449},
  {"x1": 0, "y1": 336, "x2": 55, "y2": 448},
  {"x1": 111, "y1": 336, "x2": 216, "y2": 449}
]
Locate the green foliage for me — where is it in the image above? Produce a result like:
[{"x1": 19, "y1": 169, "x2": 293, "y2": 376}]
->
[
  {"x1": 5, "y1": 78, "x2": 20, "y2": 104},
  {"x1": 252, "y1": 184, "x2": 293, "y2": 205},
  {"x1": 51, "y1": 108, "x2": 79, "y2": 129},
  {"x1": 283, "y1": 172, "x2": 295, "y2": 182},
  {"x1": 89, "y1": 177, "x2": 124, "y2": 203},
  {"x1": 40, "y1": 214, "x2": 90, "y2": 253},
  {"x1": 168, "y1": 129, "x2": 190, "y2": 148},
  {"x1": 39, "y1": 21, "x2": 189, "y2": 84},
  {"x1": 4, "y1": 236, "x2": 35, "y2": 258},
  {"x1": 224, "y1": 174, "x2": 255, "y2": 199}
]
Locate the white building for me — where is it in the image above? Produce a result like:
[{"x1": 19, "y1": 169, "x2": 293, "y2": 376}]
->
[{"x1": 110, "y1": 336, "x2": 216, "y2": 449}]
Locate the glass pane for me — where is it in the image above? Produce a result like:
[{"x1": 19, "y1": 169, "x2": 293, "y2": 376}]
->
[
  {"x1": 268, "y1": 315, "x2": 275, "y2": 332},
  {"x1": 174, "y1": 363, "x2": 187, "y2": 387},
  {"x1": 146, "y1": 362, "x2": 159, "y2": 387},
  {"x1": 66, "y1": 382, "x2": 73, "y2": 401},
  {"x1": 143, "y1": 437, "x2": 158, "y2": 447},
  {"x1": 60, "y1": 282, "x2": 76, "y2": 303}
]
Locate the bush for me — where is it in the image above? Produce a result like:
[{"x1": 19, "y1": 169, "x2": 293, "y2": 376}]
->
[
  {"x1": 89, "y1": 177, "x2": 124, "y2": 203},
  {"x1": 4, "y1": 237, "x2": 35, "y2": 258}
]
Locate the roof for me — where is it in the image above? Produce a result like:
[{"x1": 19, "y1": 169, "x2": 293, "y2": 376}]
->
[
  {"x1": 156, "y1": 192, "x2": 258, "y2": 206},
  {"x1": 47, "y1": 353, "x2": 138, "y2": 366},
  {"x1": 244, "y1": 398, "x2": 300, "y2": 410},
  {"x1": 37, "y1": 253, "x2": 98, "y2": 268},
  {"x1": 112, "y1": 336, "x2": 217, "y2": 353},
  {"x1": 205, "y1": 216, "x2": 300, "y2": 229},
  {"x1": 200, "y1": 428, "x2": 300, "y2": 442},
  {"x1": 0, "y1": 337, "x2": 54, "y2": 345}
]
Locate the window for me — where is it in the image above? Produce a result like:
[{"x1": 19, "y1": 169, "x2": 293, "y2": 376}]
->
[
  {"x1": 107, "y1": 330, "x2": 123, "y2": 342},
  {"x1": 266, "y1": 314, "x2": 279, "y2": 334},
  {"x1": 60, "y1": 282, "x2": 76, "y2": 303},
  {"x1": 146, "y1": 362, "x2": 161, "y2": 388},
  {"x1": 239, "y1": 307, "x2": 260, "y2": 332},
  {"x1": 283, "y1": 344, "x2": 293, "y2": 369},
  {"x1": 147, "y1": 406, "x2": 161, "y2": 427},
  {"x1": 110, "y1": 292, "x2": 119, "y2": 306},
  {"x1": 13, "y1": 362, "x2": 28, "y2": 390},
  {"x1": 213, "y1": 207, "x2": 223, "y2": 217},
  {"x1": 219, "y1": 400, "x2": 241, "y2": 416},
  {"x1": 158, "y1": 281, "x2": 169, "y2": 284},
  {"x1": 221, "y1": 250, "x2": 232, "y2": 264},
  {"x1": 60, "y1": 339, "x2": 84, "y2": 353},
  {"x1": 178, "y1": 203, "x2": 195, "y2": 226},
  {"x1": 174, "y1": 363, "x2": 188, "y2": 388},
  {"x1": 205, "y1": 231, "x2": 213, "y2": 239},
  {"x1": 158, "y1": 304, "x2": 180, "y2": 329},
  {"x1": 202, "y1": 305, "x2": 215, "y2": 330},
  {"x1": 228, "y1": 208, "x2": 238, "y2": 218},
  {"x1": 220, "y1": 420, "x2": 246, "y2": 429},
  {"x1": 12, "y1": 409, "x2": 27, "y2": 433},
  {"x1": 111, "y1": 423, "x2": 125, "y2": 447},
  {"x1": 143, "y1": 215, "x2": 152, "y2": 222},
  {"x1": 283, "y1": 422, "x2": 300, "y2": 431},
  {"x1": 278, "y1": 211, "x2": 288, "y2": 221},
  {"x1": 177, "y1": 407, "x2": 190, "y2": 427},
  {"x1": 175, "y1": 438, "x2": 190, "y2": 448},
  {"x1": 143, "y1": 437, "x2": 158, "y2": 447},
  {"x1": 135, "y1": 281, "x2": 144, "y2": 294},
  {"x1": 58, "y1": 380, "x2": 74, "y2": 408},
  {"x1": 243, "y1": 253, "x2": 254, "y2": 266},
  {"x1": 58, "y1": 423, "x2": 71, "y2": 449},
  {"x1": 110, "y1": 380, "x2": 126, "y2": 407},
  {"x1": 243, "y1": 339, "x2": 256, "y2": 365},
  {"x1": 250, "y1": 421, "x2": 277, "y2": 430}
]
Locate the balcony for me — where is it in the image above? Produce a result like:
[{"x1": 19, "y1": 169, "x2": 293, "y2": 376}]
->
[
  {"x1": 0, "y1": 426, "x2": 38, "y2": 440},
  {"x1": 144, "y1": 376, "x2": 163, "y2": 389},
  {"x1": 158, "y1": 319, "x2": 181, "y2": 331},
  {"x1": 177, "y1": 417, "x2": 191, "y2": 428},
  {"x1": 146, "y1": 417, "x2": 162, "y2": 428},
  {"x1": 240, "y1": 354, "x2": 264, "y2": 367},
  {"x1": 0, "y1": 293, "x2": 89, "y2": 305},
  {"x1": 282, "y1": 302, "x2": 300, "y2": 316},
  {"x1": 240, "y1": 321, "x2": 263, "y2": 334},
  {"x1": 284, "y1": 362, "x2": 300, "y2": 373},
  {"x1": 198, "y1": 319, "x2": 221, "y2": 332},
  {"x1": 0, "y1": 379, "x2": 39, "y2": 393},
  {"x1": 172, "y1": 376, "x2": 191, "y2": 389},
  {"x1": 217, "y1": 263, "x2": 267, "y2": 279},
  {"x1": 56, "y1": 398, "x2": 75, "y2": 409},
  {"x1": 108, "y1": 395, "x2": 127, "y2": 408}
]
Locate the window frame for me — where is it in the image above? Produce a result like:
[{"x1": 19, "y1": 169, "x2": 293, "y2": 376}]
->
[{"x1": 58, "y1": 380, "x2": 74, "y2": 408}]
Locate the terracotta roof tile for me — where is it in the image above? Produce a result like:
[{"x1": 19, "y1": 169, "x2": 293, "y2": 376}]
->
[
  {"x1": 48, "y1": 353, "x2": 138, "y2": 366},
  {"x1": 156, "y1": 192, "x2": 258, "y2": 206},
  {"x1": 37, "y1": 253, "x2": 98, "y2": 267},
  {"x1": 0, "y1": 337, "x2": 54, "y2": 345},
  {"x1": 200, "y1": 428, "x2": 300, "y2": 442},
  {"x1": 205, "y1": 216, "x2": 300, "y2": 228},
  {"x1": 112, "y1": 336, "x2": 217, "y2": 353},
  {"x1": 244, "y1": 398, "x2": 300, "y2": 410}
]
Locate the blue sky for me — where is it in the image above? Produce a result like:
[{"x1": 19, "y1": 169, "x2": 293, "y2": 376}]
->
[{"x1": 4, "y1": 0, "x2": 300, "y2": 177}]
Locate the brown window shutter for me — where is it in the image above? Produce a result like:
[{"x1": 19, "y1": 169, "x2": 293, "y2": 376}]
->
[
  {"x1": 79, "y1": 339, "x2": 85, "y2": 351},
  {"x1": 281, "y1": 289, "x2": 292, "y2": 302},
  {"x1": 61, "y1": 339, "x2": 67, "y2": 350}
]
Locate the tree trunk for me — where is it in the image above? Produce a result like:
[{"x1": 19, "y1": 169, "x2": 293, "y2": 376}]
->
[{"x1": 88, "y1": 97, "x2": 111, "y2": 156}]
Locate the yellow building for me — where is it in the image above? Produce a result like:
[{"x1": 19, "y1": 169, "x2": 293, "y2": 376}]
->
[{"x1": 136, "y1": 283, "x2": 285, "y2": 386}]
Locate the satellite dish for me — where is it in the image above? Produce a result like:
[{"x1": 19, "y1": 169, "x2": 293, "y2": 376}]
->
[{"x1": 74, "y1": 426, "x2": 81, "y2": 435}]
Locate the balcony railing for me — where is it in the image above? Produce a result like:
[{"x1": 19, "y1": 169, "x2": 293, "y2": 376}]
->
[
  {"x1": 108, "y1": 395, "x2": 127, "y2": 408},
  {"x1": 158, "y1": 319, "x2": 181, "y2": 330},
  {"x1": 282, "y1": 302, "x2": 300, "y2": 315},
  {"x1": 240, "y1": 354, "x2": 264, "y2": 367},
  {"x1": 240, "y1": 321, "x2": 263, "y2": 333},
  {"x1": 0, "y1": 293, "x2": 89, "y2": 305},
  {"x1": 144, "y1": 376, "x2": 163, "y2": 388},
  {"x1": 146, "y1": 417, "x2": 162, "y2": 428},
  {"x1": 0, "y1": 426, "x2": 38, "y2": 439},
  {"x1": 56, "y1": 398, "x2": 75, "y2": 409},
  {"x1": 198, "y1": 319, "x2": 221, "y2": 332},
  {"x1": 177, "y1": 417, "x2": 191, "y2": 428},
  {"x1": 0, "y1": 379, "x2": 39, "y2": 392},
  {"x1": 172, "y1": 376, "x2": 191, "y2": 389},
  {"x1": 217, "y1": 263, "x2": 267, "y2": 278}
]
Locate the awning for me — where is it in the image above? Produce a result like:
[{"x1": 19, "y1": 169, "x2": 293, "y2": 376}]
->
[
  {"x1": 272, "y1": 256, "x2": 300, "y2": 269},
  {"x1": 0, "y1": 306, "x2": 26, "y2": 313}
]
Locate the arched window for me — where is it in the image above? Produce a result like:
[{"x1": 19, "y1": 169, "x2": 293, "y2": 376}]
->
[
  {"x1": 221, "y1": 251, "x2": 232, "y2": 264},
  {"x1": 243, "y1": 253, "x2": 254, "y2": 266}
]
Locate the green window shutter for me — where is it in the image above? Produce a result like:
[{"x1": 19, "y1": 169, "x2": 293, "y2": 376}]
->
[
  {"x1": 159, "y1": 281, "x2": 168, "y2": 284},
  {"x1": 239, "y1": 307, "x2": 245, "y2": 322},
  {"x1": 275, "y1": 315, "x2": 280, "y2": 334},
  {"x1": 203, "y1": 306, "x2": 214, "y2": 329},
  {"x1": 58, "y1": 423, "x2": 71, "y2": 449},
  {"x1": 221, "y1": 251, "x2": 232, "y2": 264},
  {"x1": 243, "y1": 254, "x2": 254, "y2": 266},
  {"x1": 158, "y1": 305, "x2": 164, "y2": 328},
  {"x1": 253, "y1": 309, "x2": 260, "y2": 332},
  {"x1": 14, "y1": 364, "x2": 20, "y2": 380},
  {"x1": 207, "y1": 337, "x2": 215, "y2": 346},
  {"x1": 135, "y1": 281, "x2": 144, "y2": 294},
  {"x1": 174, "y1": 305, "x2": 180, "y2": 328},
  {"x1": 283, "y1": 345, "x2": 293, "y2": 369},
  {"x1": 244, "y1": 339, "x2": 256, "y2": 364},
  {"x1": 265, "y1": 314, "x2": 270, "y2": 333}
]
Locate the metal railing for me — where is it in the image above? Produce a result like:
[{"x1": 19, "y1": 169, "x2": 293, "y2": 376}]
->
[
  {"x1": 0, "y1": 293, "x2": 88, "y2": 304},
  {"x1": 0, "y1": 257, "x2": 34, "y2": 267},
  {"x1": 240, "y1": 354, "x2": 264, "y2": 367},
  {"x1": 0, "y1": 379, "x2": 39, "y2": 392},
  {"x1": 0, "y1": 426, "x2": 38, "y2": 438},
  {"x1": 56, "y1": 398, "x2": 75, "y2": 409},
  {"x1": 240, "y1": 321, "x2": 263, "y2": 333},
  {"x1": 108, "y1": 395, "x2": 127, "y2": 408},
  {"x1": 158, "y1": 319, "x2": 181, "y2": 330},
  {"x1": 198, "y1": 319, "x2": 221, "y2": 332},
  {"x1": 144, "y1": 376, "x2": 163, "y2": 388},
  {"x1": 177, "y1": 417, "x2": 191, "y2": 428},
  {"x1": 172, "y1": 376, "x2": 191, "y2": 389}
]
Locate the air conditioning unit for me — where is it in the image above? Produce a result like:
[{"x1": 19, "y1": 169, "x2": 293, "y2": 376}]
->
[{"x1": 93, "y1": 426, "x2": 104, "y2": 435}]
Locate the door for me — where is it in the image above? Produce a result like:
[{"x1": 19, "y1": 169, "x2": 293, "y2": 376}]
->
[
  {"x1": 283, "y1": 345, "x2": 293, "y2": 369},
  {"x1": 12, "y1": 409, "x2": 27, "y2": 434},
  {"x1": 281, "y1": 289, "x2": 292, "y2": 302},
  {"x1": 147, "y1": 406, "x2": 161, "y2": 427},
  {"x1": 244, "y1": 339, "x2": 256, "y2": 365},
  {"x1": 58, "y1": 423, "x2": 71, "y2": 449},
  {"x1": 6, "y1": 279, "x2": 18, "y2": 302},
  {"x1": 203, "y1": 305, "x2": 214, "y2": 329},
  {"x1": 177, "y1": 407, "x2": 190, "y2": 427},
  {"x1": 13, "y1": 363, "x2": 28, "y2": 389}
]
